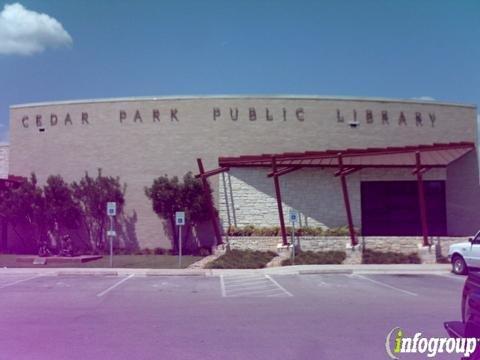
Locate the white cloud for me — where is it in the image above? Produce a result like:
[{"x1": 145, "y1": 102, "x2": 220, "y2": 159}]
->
[{"x1": 0, "y1": 3, "x2": 72, "y2": 55}]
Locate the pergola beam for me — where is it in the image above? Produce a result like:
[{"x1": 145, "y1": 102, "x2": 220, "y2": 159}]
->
[
  {"x1": 272, "y1": 157, "x2": 288, "y2": 246},
  {"x1": 415, "y1": 152, "x2": 430, "y2": 246},
  {"x1": 338, "y1": 154, "x2": 357, "y2": 246},
  {"x1": 411, "y1": 167, "x2": 430, "y2": 175},
  {"x1": 334, "y1": 167, "x2": 362, "y2": 177},
  {"x1": 267, "y1": 166, "x2": 302, "y2": 178},
  {"x1": 194, "y1": 167, "x2": 229, "y2": 179}
]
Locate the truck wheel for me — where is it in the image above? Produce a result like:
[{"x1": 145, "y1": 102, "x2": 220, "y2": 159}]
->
[{"x1": 452, "y1": 255, "x2": 468, "y2": 275}]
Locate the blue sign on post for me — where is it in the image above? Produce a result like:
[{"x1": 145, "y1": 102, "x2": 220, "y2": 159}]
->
[
  {"x1": 107, "y1": 202, "x2": 116, "y2": 216},
  {"x1": 175, "y1": 211, "x2": 185, "y2": 226},
  {"x1": 289, "y1": 209, "x2": 298, "y2": 224}
]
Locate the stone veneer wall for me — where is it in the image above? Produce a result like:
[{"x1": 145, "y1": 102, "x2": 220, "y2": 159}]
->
[
  {"x1": 218, "y1": 167, "x2": 447, "y2": 230},
  {"x1": 228, "y1": 237, "x2": 279, "y2": 252},
  {"x1": 226, "y1": 236, "x2": 468, "y2": 256}
]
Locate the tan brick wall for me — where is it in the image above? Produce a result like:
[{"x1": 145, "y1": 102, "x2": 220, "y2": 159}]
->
[
  {"x1": 9, "y1": 97, "x2": 477, "y2": 248},
  {"x1": 446, "y1": 151, "x2": 480, "y2": 235}
]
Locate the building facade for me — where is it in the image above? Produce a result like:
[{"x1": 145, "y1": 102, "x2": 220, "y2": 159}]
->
[{"x1": 8, "y1": 96, "x2": 479, "y2": 249}]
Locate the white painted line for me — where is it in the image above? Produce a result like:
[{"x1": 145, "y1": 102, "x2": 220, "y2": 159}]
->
[
  {"x1": 226, "y1": 287, "x2": 285, "y2": 297},
  {"x1": 265, "y1": 275, "x2": 293, "y2": 297},
  {"x1": 223, "y1": 275, "x2": 264, "y2": 283},
  {"x1": 0, "y1": 275, "x2": 41, "y2": 289},
  {"x1": 97, "y1": 274, "x2": 134, "y2": 297},
  {"x1": 225, "y1": 279, "x2": 269, "y2": 288},
  {"x1": 317, "y1": 280, "x2": 329, "y2": 287},
  {"x1": 220, "y1": 274, "x2": 226, "y2": 298},
  {"x1": 226, "y1": 283, "x2": 276, "y2": 294},
  {"x1": 268, "y1": 292, "x2": 291, "y2": 297},
  {"x1": 226, "y1": 274, "x2": 261, "y2": 280},
  {"x1": 353, "y1": 274, "x2": 418, "y2": 297}
]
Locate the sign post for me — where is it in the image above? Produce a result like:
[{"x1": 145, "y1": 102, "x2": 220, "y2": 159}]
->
[
  {"x1": 107, "y1": 202, "x2": 116, "y2": 268},
  {"x1": 289, "y1": 209, "x2": 298, "y2": 263},
  {"x1": 175, "y1": 211, "x2": 185, "y2": 268}
]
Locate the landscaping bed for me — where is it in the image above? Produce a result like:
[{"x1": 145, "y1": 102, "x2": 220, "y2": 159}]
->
[
  {"x1": 362, "y1": 249, "x2": 421, "y2": 264},
  {"x1": 282, "y1": 250, "x2": 346, "y2": 266},
  {"x1": 205, "y1": 249, "x2": 277, "y2": 269}
]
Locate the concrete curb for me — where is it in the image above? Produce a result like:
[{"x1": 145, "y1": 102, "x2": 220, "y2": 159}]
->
[
  {"x1": 298, "y1": 269, "x2": 354, "y2": 275},
  {"x1": 0, "y1": 264, "x2": 454, "y2": 277}
]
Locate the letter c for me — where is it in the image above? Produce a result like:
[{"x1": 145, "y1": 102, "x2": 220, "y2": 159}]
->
[
  {"x1": 22, "y1": 116, "x2": 29, "y2": 128},
  {"x1": 296, "y1": 108, "x2": 305, "y2": 121}
]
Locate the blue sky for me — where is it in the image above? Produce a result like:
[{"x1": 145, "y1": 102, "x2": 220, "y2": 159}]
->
[{"x1": 0, "y1": 0, "x2": 479, "y2": 142}]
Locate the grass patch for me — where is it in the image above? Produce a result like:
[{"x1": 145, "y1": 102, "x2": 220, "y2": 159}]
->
[
  {"x1": 0, "y1": 255, "x2": 202, "y2": 269},
  {"x1": 282, "y1": 251, "x2": 346, "y2": 266},
  {"x1": 362, "y1": 249, "x2": 421, "y2": 264},
  {"x1": 205, "y1": 250, "x2": 277, "y2": 269}
]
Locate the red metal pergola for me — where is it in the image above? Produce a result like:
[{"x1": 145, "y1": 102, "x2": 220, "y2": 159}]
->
[{"x1": 196, "y1": 142, "x2": 475, "y2": 248}]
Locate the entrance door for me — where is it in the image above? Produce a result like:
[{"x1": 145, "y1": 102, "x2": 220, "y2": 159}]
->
[{"x1": 361, "y1": 180, "x2": 447, "y2": 236}]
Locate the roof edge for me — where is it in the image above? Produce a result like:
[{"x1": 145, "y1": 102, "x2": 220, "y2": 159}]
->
[{"x1": 10, "y1": 95, "x2": 477, "y2": 109}]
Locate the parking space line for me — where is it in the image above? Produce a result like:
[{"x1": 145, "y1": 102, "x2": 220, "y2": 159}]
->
[
  {"x1": 222, "y1": 274, "x2": 261, "y2": 280},
  {"x1": 0, "y1": 275, "x2": 41, "y2": 289},
  {"x1": 265, "y1": 275, "x2": 293, "y2": 297},
  {"x1": 97, "y1": 274, "x2": 134, "y2": 297},
  {"x1": 225, "y1": 279, "x2": 270, "y2": 287},
  {"x1": 220, "y1": 275, "x2": 226, "y2": 297},
  {"x1": 224, "y1": 275, "x2": 263, "y2": 283},
  {"x1": 226, "y1": 282, "x2": 276, "y2": 294},
  {"x1": 227, "y1": 287, "x2": 286, "y2": 297},
  {"x1": 352, "y1": 274, "x2": 417, "y2": 296}
]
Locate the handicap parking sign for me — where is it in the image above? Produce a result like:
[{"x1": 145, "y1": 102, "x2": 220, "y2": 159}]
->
[
  {"x1": 289, "y1": 209, "x2": 298, "y2": 224},
  {"x1": 175, "y1": 211, "x2": 185, "y2": 226}
]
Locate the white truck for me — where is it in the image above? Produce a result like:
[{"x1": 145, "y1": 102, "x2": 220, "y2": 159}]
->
[{"x1": 449, "y1": 230, "x2": 480, "y2": 275}]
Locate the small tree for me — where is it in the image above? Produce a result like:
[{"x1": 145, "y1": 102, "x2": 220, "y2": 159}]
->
[
  {"x1": 180, "y1": 172, "x2": 216, "y2": 250},
  {"x1": 146, "y1": 172, "x2": 217, "y2": 252},
  {"x1": 43, "y1": 175, "x2": 82, "y2": 247},
  {"x1": 72, "y1": 169, "x2": 125, "y2": 252},
  {"x1": 145, "y1": 175, "x2": 182, "y2": 251},
  {"x1": 0, "y1": 173, "x2": 45, "y2": 251}
]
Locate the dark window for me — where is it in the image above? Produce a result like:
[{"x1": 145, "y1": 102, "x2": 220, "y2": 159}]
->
[{"x1": 361, "y1": 181, "x2": 446, "y2": 236}]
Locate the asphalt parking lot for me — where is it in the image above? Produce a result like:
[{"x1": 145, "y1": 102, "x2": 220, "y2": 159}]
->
[{"x1": 0, "y1": 272, "x2": 466, "y2": 360}]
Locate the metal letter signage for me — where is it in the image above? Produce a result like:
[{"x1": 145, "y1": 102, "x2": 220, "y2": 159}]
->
[
  {"x1": 335, "y1": 109, "x2": 437, "y2": 127},
  {"x1": 20, "y1": 106, "x2": 442, "y2": 130}
]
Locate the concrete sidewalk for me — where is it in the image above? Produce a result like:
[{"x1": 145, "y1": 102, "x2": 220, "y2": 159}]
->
[{"x1": 0, "y1": 263, "x2": 454, "y2": 277}]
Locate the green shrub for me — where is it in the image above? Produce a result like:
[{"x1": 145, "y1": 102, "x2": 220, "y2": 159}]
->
[
  {"x1": 154, "y1": 247, "x2": 167, "y2": 255},
  {"x1": 282, "y1": 250, "x2": 346, "y2": 266},
  {"x1": 205, "y1": 249, "x2": 277, "y2": 269},
  {"x1": 142, "y1": 248, "x2": 154, "y2": 255},
  {"x1": 362, "y1": 249, "x2": 421, "y2": 264},
  {"x1": 227, "y1": 225, "x2": 359, "y2": 237}
]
